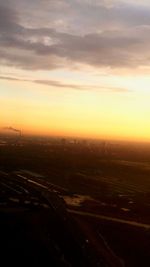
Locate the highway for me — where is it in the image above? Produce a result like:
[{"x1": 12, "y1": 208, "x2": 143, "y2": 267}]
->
[
  {"x1": 67, "y1": 209, "x2": 150, "y2": 230},
  {"x1": 12, "y1": 171, "x2": 150, "y2": 230}
]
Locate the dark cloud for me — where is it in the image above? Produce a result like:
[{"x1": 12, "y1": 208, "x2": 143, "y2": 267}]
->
[
  {"x1": 1, "y1": 2, "x2": 150, "y2": 70},
  {"x1": 3, "y1": 0, "x2": 150, "y2": 31},
  {"x1": 0, "y1": 75, "x2": 130, "y2": 93},
  {"x1": 0, "y1": 4, "x2": 23, "y2": 35},
  {"x1": 79, "y1": 2, "x2": 150, "y2": 28}
]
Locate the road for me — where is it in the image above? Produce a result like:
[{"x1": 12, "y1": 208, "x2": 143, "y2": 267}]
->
[
  {"x1": 68, "y1": 209, "x2": 150, "y2": 230},
  {"x1": 14, "y1": 171, "x2": 150, "y2": 230}
]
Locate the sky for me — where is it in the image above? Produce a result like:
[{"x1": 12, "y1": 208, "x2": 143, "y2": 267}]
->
[{"x1": 1, "y1": 0, "x2": 150, "y2": 141}]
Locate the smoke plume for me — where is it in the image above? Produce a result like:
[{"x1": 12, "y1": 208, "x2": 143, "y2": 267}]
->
[{"x1": 4, "y1": 126, "x2": 21, "y2": 134}]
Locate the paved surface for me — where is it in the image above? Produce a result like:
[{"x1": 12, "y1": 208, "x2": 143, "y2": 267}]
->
[{"x1": 68, "y1": 209, "x2": 150, "y2": 230}]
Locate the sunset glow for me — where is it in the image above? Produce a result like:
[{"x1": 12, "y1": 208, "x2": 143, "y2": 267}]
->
[{"x1": 1, "y1": 0, "x2": 150, "y2": 141}]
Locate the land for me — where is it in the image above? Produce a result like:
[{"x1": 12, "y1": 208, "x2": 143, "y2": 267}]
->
[{"x1": 0, "y1": 134, "x2": 150, "y2": 266}]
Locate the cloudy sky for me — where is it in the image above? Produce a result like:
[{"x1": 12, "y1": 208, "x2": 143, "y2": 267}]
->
[{"x1": 1, "y1": 0, "x2": 150, "y2": 140}]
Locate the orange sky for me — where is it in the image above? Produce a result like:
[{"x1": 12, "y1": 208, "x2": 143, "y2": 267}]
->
[{"x1": 1, "y1": 74, "x2": 150, "y2": 141}]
